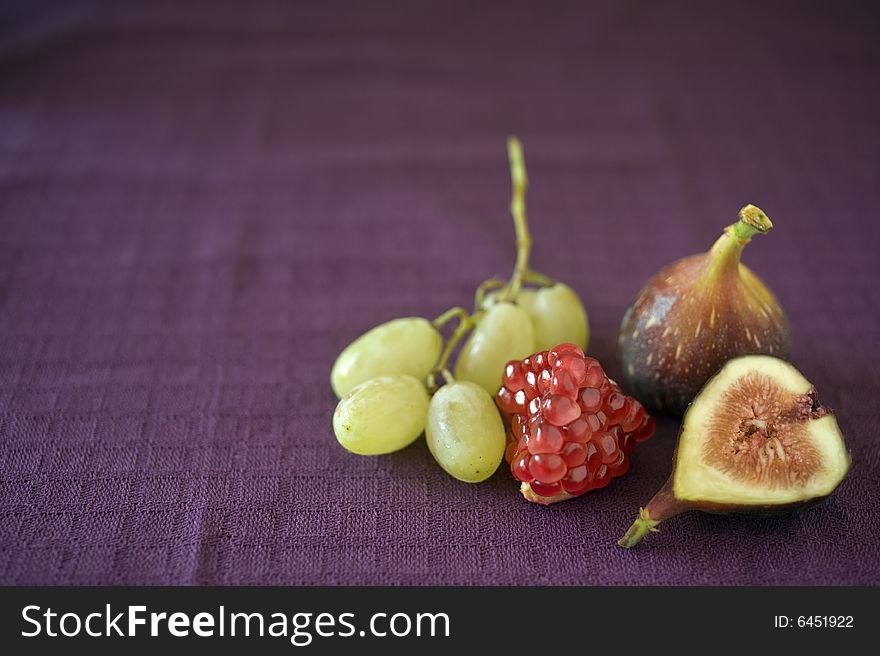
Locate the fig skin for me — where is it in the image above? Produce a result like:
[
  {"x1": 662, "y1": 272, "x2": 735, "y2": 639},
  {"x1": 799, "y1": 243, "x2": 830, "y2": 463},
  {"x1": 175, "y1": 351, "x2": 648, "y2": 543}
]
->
[
  {"x1": 617, "y1": 356, "x2": 851, "y2": 548},
  {"x1": 617, "y1": 205, "x2": 790, "y2": 416}
]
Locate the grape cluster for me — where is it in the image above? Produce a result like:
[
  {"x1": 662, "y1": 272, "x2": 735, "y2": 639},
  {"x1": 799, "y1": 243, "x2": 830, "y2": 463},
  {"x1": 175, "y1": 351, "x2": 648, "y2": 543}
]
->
[
  {"x1": 497, "y1": 343, "x2": 655, "y2": 502},
  {"x1": 330, "y1": 137, "x2": 651, "y2": 500}
]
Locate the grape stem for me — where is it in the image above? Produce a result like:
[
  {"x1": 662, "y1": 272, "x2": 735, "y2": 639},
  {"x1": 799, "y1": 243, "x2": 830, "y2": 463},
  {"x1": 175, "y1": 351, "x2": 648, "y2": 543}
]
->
[
  {"x1": 432, "y1": 306, "x2": 470, "y2": 330},
  {"x1": 428, "y1": 309, "x2": 482, "y2": 390},
  {"x1": 473, "y1": 277, "x2": 507, "y2": 309},
  {"x1": 499, "y1": 137, "x2": 533, "y2": 303},
  {"x1": 428, "y1": 137, "x2": 555, "y2": 391}
]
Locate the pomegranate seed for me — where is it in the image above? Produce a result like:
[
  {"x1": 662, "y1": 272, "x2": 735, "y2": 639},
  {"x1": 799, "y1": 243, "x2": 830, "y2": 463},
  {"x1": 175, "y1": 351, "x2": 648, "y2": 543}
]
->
[
  {"x1": 504, "y1": 361, "x2": 526, "y2": 391},
  {"x1": 619, "y1": 431, "x2": 635, "y2": 455},
  {"x1": 512, "y1": 451, "x2": 532, "y2": 482},
  {"x1": 528, "y1": 396, "x2": 542, "y2": 416},
  {"x1": 604, "y1": 391, "x2": 628, "y2": 424},
  {"x1": 504, "y1": 441, "x2": 518, "y2": 464},
  {"x1": 529, "y1": 480, "x2": 563, "y2": 497},
  {"x1": 529, "y1": 422, "x2": 565, "y2": 454},
  {"x1": 528, "y1": 453, "x2": 567, "y2": 483},
  {"x1": 496, "y1": 386, "x2": 522, "y2": 415},
  {"x1": 592, "y1": 464, "x2": 611, "y2": 489},
  {"x1": 548, "y1": 343, "x2": 584, "y2": 367},
  {"x1": 561, "y1": 441, "x2": 587, "y2": 467},
  {"x1": 531, "y1": 351, "x2": 548, "y2": 372},
  {"x1": 537, "y1": 368, "x2": 552, "y2": 395},
  {"x1": 593, "y1": 431, "x2": 620, "y2": 464},
  {"x1": 555, "y1": 354, "x2": 586, "y2": 385},
  {"x1": 635, "y1": 416, "x2": 655, "y2": 442},
  {"x1": 584, "y1": 441, "x2": 601, "y2": 470},
  {"x1": 578, "y1": 387, "x2": 602, "y2": 412},
  {"x1": 542, "y1": 395, "x2": 581, "y2": 426},
  {"x1": 583, "y1": 358, "x2": 605, "y2": 388},
  {"x1": 620, "y1": 398, "x2": 645, "y2": 433},
  {"x1": 609, "y1": 451, "x2": 630, "y2": 478},
  {"x1": 523, "y1": 383, "x2": 539, "y2": 401},
  {"x1": 560, "y1": 465, "x2": 591, "y2": 495},
  {"x1": 511, "y1": 414, "x2": 527, "y2": 440},
  {"x1": 564, "y1": 417, "x2": 592, "y2": 443},
  {"x1": 550, "y1": 369, "x2": 578, "y2": 399},
  {"x1": 526, "y1": 370, "x2": 538, "y2": 390},
  {"x1": 583, "y1": 411, "x2": 606, "y2": 434}
]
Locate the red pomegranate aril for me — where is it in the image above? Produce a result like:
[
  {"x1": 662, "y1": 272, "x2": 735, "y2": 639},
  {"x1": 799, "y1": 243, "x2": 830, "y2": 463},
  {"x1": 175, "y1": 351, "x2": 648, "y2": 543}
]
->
[
  {"x1": 604, "y1": 392, "x2": 628, "y2": 421},
  {"x1": 528, "y1": 396, "x2": 542, "y2": 416},
  {"x1": 512, "y1": 451, "x2": 533, "y2": 482},
  {"x1": 583, "y1": 411, "x2": 606, "y2": 434},
  {"x1": 542, "y1": 394, "x2": 581, "y2": 426},
  {"x1": 619, "y1": 431, "x2": 635, "y2": 456},
  {"x1": 564, "y1": 417, "x2": 592, "y2": 443},
  {"x1": 496, "y1": 386, "x2": 522, "y2": 415},
  {"x1": 537, "y1": 368, "x2": 552, "y2": 395},
  {"x1": 548, "y1": 343, "x2": 584, "y2": 368},
  {"x1": 593, "y1": 464, "x2": 611, "y2": 489},
  {"x1": 561, "y1": 465, "x2": 591, "y2": 495},
  {"x1": 523, "y1": 383, "x2": 539, "y2": 401},
  {"x1": 555, "y1": 353, "x2": 586, "y2": 385},
  {"x1": 597, "y1": 379, "x2": 614, "y2": 401},
  {"x1": 529, "y1": 480, "x2": 563, "y2": 497},
  {"x1": 583, "y1": 358, "x2": 605, "y2": 388},
  {"x1": 504, "y1": 361, "x2": 527, "y2": 391},
  {"x1": 531, "y1": 351, "x2": 548, "y2": 373},
  {"x1": 561, "y1": 441, "x2": 587, "y2": 467},
  {"x1": 526, "y1": 370, "x2": 538, "y2": 390},
  {"x1": 635, "y1": 416, "x2": 656, "y2": 442},
  {"x1": 604, "y1": 391, "x2": 628, "y2": 424},
  {"x1": 511, "y1": 414, "x2": 527, "y2": 440},
  {"x1": 584, "y1": 441, "x2": 601, "y2": 469},
  {"x1": 593, "y1": 431, "x2": 620, "y2": 464},
  {"x1": 504, "y1": 441, "x2": 518, "y2": 464},
  {"x1": 620, "y1": 398, "x2": 645, "y2": 432},
  {"x1": 550, "y1": 369, "x2": 578, "y2": 399},
  {"x1": 578, "y1": 387, "x2": 602, "y2": 413},
  {"x1": 529, "y1": 422, "x2": 565, "y2": 454},
  {"x1": 609, "y1": 451, "x2": 629, "y2": 478},
  {"x1": 528, "y1": 453, "x2": 567, "y2": 483}
]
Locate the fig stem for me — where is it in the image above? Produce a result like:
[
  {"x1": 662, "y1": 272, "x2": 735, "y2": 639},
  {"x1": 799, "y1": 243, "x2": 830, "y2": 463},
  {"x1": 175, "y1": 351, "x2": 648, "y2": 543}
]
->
[
  {"x1": 733, "y1": 204, "x2": 773, "y2": 241},
  {"x1": 617, "y1": 477, "x2": 684, "y2": 548},
  {"x1": 707, "y1": 204, "x2": 774, "y2": 279},
  {"x1": 500, "y1": 136, "x2": 532, "y2": 303},
  {"x1": 617, "y1": 508, "x2": 661, "y2": 548}
]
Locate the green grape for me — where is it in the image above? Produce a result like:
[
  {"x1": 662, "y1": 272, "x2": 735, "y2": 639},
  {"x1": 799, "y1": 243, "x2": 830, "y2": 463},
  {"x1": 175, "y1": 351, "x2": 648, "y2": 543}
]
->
[
  {"x1": 331, "y1": 317, "x2": 442, "y2": 398},
  {"x1": 454, "y1": 302, "x2": 535, "y2": 395},
  {"x1": 425, "y1": 381, "x2": 506, "y2": 482},
  {"x1": 333, "y1": 375, "x2": 429, "y2": 455},
  {"x1": 517, "y1": 283, "x2": 589, "y2": 352}
]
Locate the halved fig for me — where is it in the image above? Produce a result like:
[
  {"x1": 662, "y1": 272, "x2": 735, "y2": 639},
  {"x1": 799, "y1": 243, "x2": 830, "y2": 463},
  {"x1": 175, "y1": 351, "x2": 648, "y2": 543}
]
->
[{"x1": 618, "y1": 355, "x2": 851, "y2": 548}]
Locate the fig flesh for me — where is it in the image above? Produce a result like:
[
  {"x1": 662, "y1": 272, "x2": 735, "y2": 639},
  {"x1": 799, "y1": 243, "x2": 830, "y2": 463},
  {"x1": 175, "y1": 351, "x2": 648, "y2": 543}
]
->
[
  {"x1": 618, "y1": 355, "x2": 850, "y2": 548},
  {"x1": 618, "y1": 205, "x2": 789, "y2": 415}
]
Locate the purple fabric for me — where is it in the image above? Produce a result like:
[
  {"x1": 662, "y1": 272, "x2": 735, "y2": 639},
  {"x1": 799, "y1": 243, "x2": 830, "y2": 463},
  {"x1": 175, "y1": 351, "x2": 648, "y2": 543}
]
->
[{"x1": 1, "y1": 0, "x2": 879, "y2": 586}]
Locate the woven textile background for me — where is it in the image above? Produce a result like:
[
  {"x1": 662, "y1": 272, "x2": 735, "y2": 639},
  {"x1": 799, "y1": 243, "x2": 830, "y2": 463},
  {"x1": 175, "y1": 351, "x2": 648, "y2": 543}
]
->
[{"x1": 1, "y1": 0, "x2": 879, "y2": 585}]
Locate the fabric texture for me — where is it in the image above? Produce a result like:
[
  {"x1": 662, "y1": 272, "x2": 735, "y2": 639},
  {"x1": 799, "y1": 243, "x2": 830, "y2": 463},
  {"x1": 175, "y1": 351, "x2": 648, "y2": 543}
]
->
[{"x1": 1, "y1": 0, "x2": 879, "y2": 585}]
